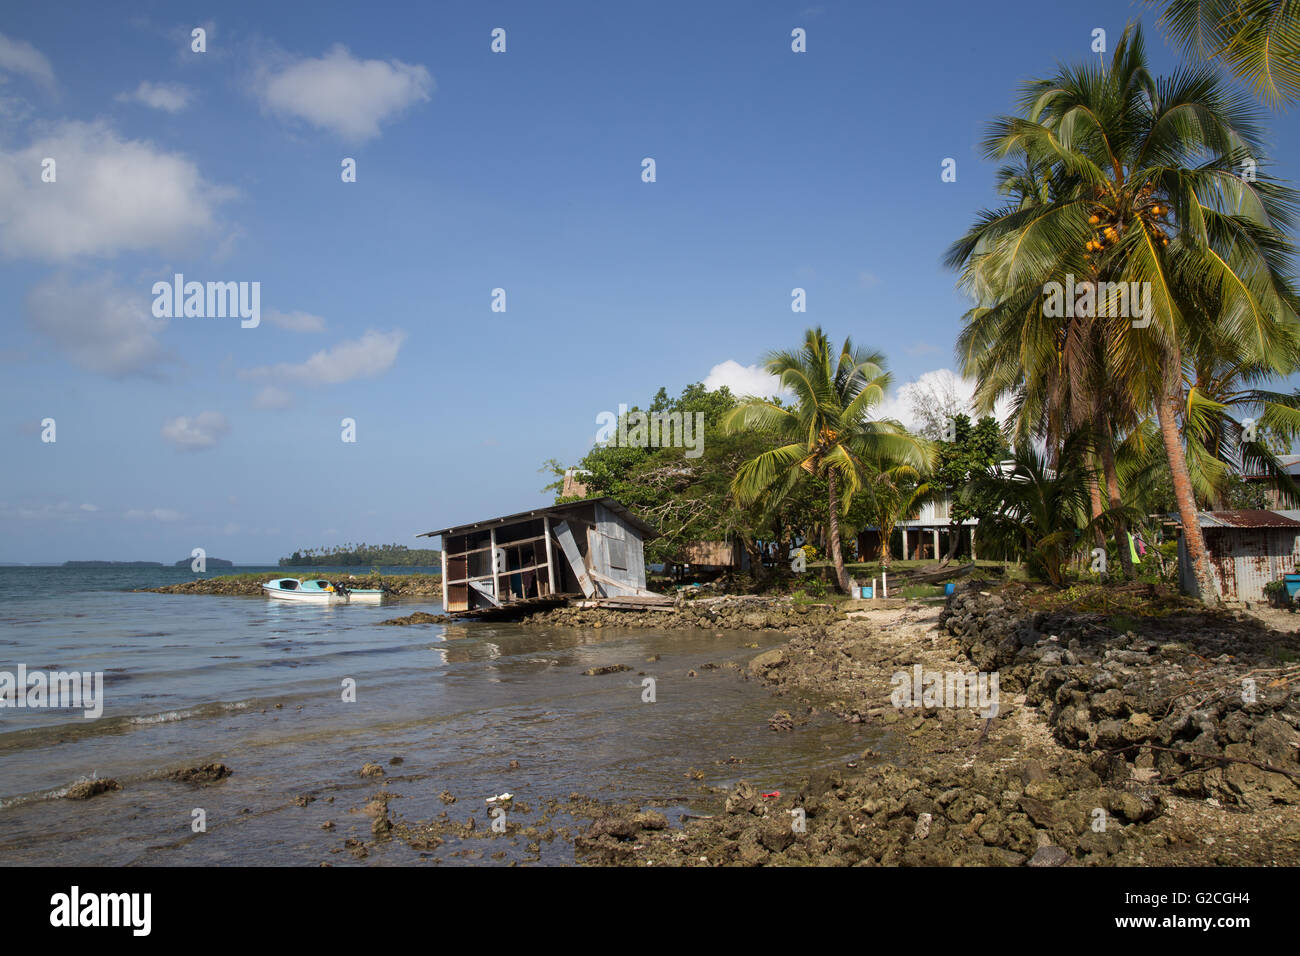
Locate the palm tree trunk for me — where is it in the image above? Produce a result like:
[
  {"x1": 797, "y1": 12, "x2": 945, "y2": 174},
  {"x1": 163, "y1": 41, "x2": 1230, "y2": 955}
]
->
[
  {"x1": 1087, "y1": 477, "x2": 1106, "y2": 549},
  {"x1": 744, "y1": 538, "x2": 765, "y2": 584},
  {"x1": 1095, "y1": 410, "x2": 1135, "y2": 579},
  {"x1": 827, "y1": 470, "x2": 854, "y2": 593},
  {"x1": 940, "y1": 521, "x2": 961, "y2": 566},
  {"x1": 1156, "y1": 362, "x2": 1216, "y2": 601}
]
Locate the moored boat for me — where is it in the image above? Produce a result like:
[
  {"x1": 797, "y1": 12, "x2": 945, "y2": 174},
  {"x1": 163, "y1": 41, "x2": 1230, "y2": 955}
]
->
[{"x1": 261, "y1": 578, "x2": 385, "y2": 603}]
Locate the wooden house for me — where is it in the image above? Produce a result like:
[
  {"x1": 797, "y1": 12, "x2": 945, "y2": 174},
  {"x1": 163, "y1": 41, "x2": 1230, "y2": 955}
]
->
[
  {"x1": 679, "y1": 539, "x2": 749, "y2": 569},
  {"x1": 420, "y1": 498, "x2": 657, "y2": 613},
  {"x1": 1178, "y1": 509, "x2": 1300, "y2": 602}
]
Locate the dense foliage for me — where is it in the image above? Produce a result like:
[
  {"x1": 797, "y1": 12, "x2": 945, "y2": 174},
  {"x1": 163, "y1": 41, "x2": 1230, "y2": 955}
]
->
[{"x1": 280, "y1": 544, "x2": 442, "y2": 567}]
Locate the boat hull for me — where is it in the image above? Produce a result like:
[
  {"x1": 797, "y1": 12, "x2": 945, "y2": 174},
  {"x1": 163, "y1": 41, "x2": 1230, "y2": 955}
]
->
[
  {"x1": 262, "y1": 585, "x2": 347, "y2": 603},
  {"x1": 261, "y1": 578, "x2": 385, "y2": 604}
]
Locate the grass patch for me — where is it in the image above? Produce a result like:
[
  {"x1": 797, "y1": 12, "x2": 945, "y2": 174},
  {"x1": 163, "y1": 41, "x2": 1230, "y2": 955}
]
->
[
  {"x1": 1015, "y1": 580, "x2": 1196, "y2": 618},
  {"x1": 900, "y1": 584, "x2": 946, "y2": 599}
]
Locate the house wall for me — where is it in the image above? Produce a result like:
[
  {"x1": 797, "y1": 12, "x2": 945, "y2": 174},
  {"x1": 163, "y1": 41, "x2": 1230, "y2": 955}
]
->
[
  {"x1": 680, "y1": 540, "x2": 745, "y2": 567},
  {"x1": 1180, "y1": 527, "x2": 1300, "y2": 601},
  {"x1": 856, "y1": 526, "x2": 972, "y2": 562},
  {"x1": 439, "y1": 501, "x2": 651, "y2": 610},
  {"x1": 587, "y1": 502, "x2": 647, "y2": 595}
]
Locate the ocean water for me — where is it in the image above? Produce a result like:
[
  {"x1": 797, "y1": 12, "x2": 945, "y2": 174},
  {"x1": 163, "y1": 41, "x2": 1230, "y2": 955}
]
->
[{"x1": 0, "y1": 566, "x2": 878, "y2": 865}]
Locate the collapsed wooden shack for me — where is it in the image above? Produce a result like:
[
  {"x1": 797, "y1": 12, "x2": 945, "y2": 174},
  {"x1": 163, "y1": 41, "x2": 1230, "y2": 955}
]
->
[{"x1": 420, "y1": 497, "x2": 658, "y2": 613}]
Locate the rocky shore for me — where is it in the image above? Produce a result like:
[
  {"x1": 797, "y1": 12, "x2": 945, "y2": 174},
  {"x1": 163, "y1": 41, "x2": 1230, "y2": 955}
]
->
[
  {"x1": 145, "y1": 573, "x2": 442, "y2": 597},
  {"x1": 139, "y1": 577, "x2": 1299, "y2": 865},
  {"x1": 942, "y1": 585, "x2": 1300, "y2": 811},
  {"x1": 520, "y1": 595, "x2": 845, "y2": 633},
  {"x1": 571, "y1": 584, "x2": 1300, "y2": 866}
]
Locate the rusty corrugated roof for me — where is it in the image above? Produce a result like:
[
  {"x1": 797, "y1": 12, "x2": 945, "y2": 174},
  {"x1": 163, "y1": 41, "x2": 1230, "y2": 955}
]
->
[{"x1": 1197, "y1": 509, "x2": 1300, "y2": 528}]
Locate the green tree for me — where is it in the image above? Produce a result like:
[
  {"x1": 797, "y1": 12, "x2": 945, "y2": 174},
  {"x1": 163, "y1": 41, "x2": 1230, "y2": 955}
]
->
[
  {"x1": 722, "y1": 328, "x2": 930, "y2": 593},
  {"x1": 1153, "y1": 0, "x2": 1300, "y2": 107},
  {"x1": 550, "y1": 383, "x2": 787, "y2": 570},
  {"x1": 851, "y1": 464, "x2": 935, "y2": 569},
  {"x1": 973, "y1": 430, "x2": 1130, "y2": 587},
  {"x1": 948, "y1": 23, "x2": 1300, "y2": 600},
  {"x1": 933, "y1": 414, "x2": 1006, "y2": 563}
]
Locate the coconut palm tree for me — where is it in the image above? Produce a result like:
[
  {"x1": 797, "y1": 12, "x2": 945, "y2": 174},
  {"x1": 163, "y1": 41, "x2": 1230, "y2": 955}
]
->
[
  {"x1": 722, "y1": 328, "x2": 930, "y2": 593},
  {"x1": 1179, "y1": 333, "x2": 1300, "y2": 507},
  {"x1": 953, "y1": 149, "x2": 1144, "y2": 576},
  {"x1": 948, "y1": 23, "x2": 1300, "y2": 601},
  {"x1": 1153, "y1": 0, "x2": 1300, "y2": 107}
]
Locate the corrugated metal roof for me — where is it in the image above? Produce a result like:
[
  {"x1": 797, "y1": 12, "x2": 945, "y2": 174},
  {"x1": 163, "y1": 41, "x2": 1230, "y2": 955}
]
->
[
  {"x1": 1194, "y1": 509, "x2": 1300, "y2": 528},
  {"x1": 418, "y1": 497, "x2": 659, "y2": 539}
]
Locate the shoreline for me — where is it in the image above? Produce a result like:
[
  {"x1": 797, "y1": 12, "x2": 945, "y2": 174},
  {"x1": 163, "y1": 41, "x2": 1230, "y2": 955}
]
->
[
  {"x1": 142, "y1": 572, "x2": 443, "y2": 597},
  {"x1": 560, "y1": 584, "x2": 1300, "y2": 865},
  {"x1": 132, "y1": 573, "x2": 1300, "y2": 864}
]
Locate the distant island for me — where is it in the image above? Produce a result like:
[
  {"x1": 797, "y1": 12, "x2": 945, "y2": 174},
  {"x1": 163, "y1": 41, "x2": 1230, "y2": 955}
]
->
[
  {"x1": 280, "y1": 543, "x2": 441, "y2": 567},
  {"x1": 58, "y1": 558, "x2": 237, "y2": 568}
]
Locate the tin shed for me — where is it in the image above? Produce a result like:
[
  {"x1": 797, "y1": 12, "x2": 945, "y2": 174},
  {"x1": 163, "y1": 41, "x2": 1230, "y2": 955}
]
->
[
  {"x1": 1177, "y1": 510, "x2": 1300, "y2": 602},
  {"x1": 419, "y1": 497, "x2": 657, "y2": 613}
]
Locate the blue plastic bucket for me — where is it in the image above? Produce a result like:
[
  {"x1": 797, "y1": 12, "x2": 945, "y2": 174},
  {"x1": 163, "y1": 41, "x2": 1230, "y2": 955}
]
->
[
  {"x1": 858, "y1": 586, "x2": 873, "y2": 599},
  {"x1": 945, "y1": 582, "x2": 956, "y2": 596}
]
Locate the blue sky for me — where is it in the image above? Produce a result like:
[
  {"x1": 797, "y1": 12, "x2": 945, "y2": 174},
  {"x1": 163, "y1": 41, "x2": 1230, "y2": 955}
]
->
[{"x1": 1, "y1": 1, "x2": 1297, "y2": 563}]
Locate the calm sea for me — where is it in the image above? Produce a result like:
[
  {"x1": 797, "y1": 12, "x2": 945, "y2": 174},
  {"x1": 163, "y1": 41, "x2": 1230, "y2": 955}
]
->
[{"x1": 0, "y1": 566, "x2": 877, "y2": 865}]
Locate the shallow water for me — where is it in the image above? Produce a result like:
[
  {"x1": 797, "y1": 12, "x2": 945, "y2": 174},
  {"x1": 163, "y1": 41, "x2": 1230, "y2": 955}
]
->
[{"x1": 0, "y1": 567, "x2": 879, "y2": 865}]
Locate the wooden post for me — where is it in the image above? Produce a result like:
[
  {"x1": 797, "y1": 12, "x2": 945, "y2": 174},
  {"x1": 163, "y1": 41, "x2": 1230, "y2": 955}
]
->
[
  {"x1": 553, "y1": 520, "x2": 596, "y2": 597},
  {"x1": 543, "y1": 516, "x2": 557, "y2": 595},
  {"x1": 440, "y1": 542, "x2": 449, "y2": 611},
  {"x1": 932, "y1": 529, "x2": 940, "y2": 559},
  {"x1": 490, "y1": 527, "x2": 500, "y2": 601}
]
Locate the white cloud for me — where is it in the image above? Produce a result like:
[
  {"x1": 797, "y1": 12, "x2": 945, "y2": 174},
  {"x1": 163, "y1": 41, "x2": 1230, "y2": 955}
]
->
[
  {"x1": 125, "y1": 507, "x2": 183, "y2": 522},
  {"x1": 0, "y1": 33, "x2": 55, "y2": 91},
  {"x1": 161, "y1": 411, "x2": 230, "y2": 449},
  {"x1": 874, "y1": 368, "x2": 1014, "y2": 430},
  {"x1": 704, "y1": 360, "x2": 788, "y2": 400},
  {"x1": 264, "y1": 309, "x2": 326, "y2": 333},
  {"x1": 242, "y1": 329, "x2": 405, "y2": 385},
  {"x1": 26, "y1": 273, "x2": 171, "y2": 378},
  {"x1": 251, "y1": 385, "x2": 293, "y2": 410},
  {"x1": 115, "y1": 81, "x2": 192, "y2": 113},
  {"x1": 254, "y1": 45, "x2": 432, "y2": 142},
  {"x1": 79, "y1": 503, "x2": 98, "y2": 512},
  {"x1": 0, "y1": 120, "x2": 234, "y2": 261}
]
